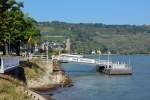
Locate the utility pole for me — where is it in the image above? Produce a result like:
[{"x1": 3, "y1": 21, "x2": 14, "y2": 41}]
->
[{"x1": 46, "y1": 34, "x2": 49, "y2": 61}]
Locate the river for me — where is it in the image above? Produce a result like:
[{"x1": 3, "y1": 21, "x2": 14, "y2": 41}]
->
[{"x1": 53, "y1": 55, "x2": 150, "y2": 100}]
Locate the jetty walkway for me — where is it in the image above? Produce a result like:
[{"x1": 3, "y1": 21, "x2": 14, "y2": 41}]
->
[{"x1": 54, "y1": 54, "x2": 131, "y2": 71}]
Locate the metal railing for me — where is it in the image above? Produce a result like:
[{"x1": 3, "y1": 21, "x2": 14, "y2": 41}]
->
[
  {"x1": 29, "y1": 54, "x2": 49, "y2": 61},
  {"x1": 0, "y1": 56, "x2": 19, "y2": 73}
]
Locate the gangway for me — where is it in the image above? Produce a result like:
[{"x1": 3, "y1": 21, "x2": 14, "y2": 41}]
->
[
  {"x1": 55, "y1": 54, "x2": 109, "y2": 65},
  {"x1": 54, "y1": 54, "x2": 132, "y2": 75},
  {"x1": 0, "y1": 56, "x2": 19, "y2": 73}
]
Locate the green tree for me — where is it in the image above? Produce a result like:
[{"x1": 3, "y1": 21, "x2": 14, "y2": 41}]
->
[{"x1": 0, "y1": 0, "x2": 40, "y2": 55}]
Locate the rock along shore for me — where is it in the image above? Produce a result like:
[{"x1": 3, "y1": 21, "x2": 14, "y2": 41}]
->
[{"x1": 26, "y1": 59, "x2": 72, "y2": 99}]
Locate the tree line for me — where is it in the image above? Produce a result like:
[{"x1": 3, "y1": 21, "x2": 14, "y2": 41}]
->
[
  {"x1": 0, "y1": 0, "x2": 40, "y2": 55},
  {"x1": 39, "y1": 21, "x2": 150, "y2": 54}
]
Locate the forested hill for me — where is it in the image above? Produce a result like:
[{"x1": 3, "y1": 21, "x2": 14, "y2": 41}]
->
[{"x1": 38, "y1": 21, "x2": 150, "y2": 54}]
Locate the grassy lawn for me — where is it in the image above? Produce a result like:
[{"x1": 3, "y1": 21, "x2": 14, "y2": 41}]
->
[
  {"x1": 0, "y1": 61, "x2": 45, "y2": 100},
  {"x1": 0, "y1": 79, "x2": 31, "y2": 100}
]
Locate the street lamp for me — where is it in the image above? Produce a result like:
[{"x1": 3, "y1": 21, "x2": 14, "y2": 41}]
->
[{"x1": 9, "y1": 34, "x2": 10, "y2": 55}]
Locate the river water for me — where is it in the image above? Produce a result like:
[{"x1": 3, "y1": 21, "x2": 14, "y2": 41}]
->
[{"x1": 53, "y1": 55, "x2": 150, "y2": 100}]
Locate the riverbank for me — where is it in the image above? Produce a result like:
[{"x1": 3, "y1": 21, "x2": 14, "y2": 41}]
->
[
  {"x1": 22, "y1": 59, "x2": 72, "y2": 99},
  {"x1": 0, "y1": 58, "x2": 72, "y2": 100},
  {"x1": 30, "y1": 60, "x2": 71, "y2": 87},
  {"x1": 0, "y1": 75, "x2": 31, "y2": 100}
]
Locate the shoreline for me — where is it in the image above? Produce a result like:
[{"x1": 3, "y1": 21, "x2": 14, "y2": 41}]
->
[
  {"x1": 0, "y1": 58, "x2": 72, "y2": 100},
  {"x1": 26, "y1": 59, "x2": 73, "y2": 99}
]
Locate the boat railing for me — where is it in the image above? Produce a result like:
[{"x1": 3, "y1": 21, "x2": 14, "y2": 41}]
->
[{"x1": 111, "y1": 62, "x2": 132, "y2": 69}]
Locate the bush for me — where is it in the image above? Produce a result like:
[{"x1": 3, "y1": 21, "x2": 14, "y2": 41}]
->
[{"x1": 20, "y1": 61, "x2": 45, "y2": 79}]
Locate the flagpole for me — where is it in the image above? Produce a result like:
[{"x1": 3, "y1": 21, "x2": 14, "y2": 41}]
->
[
  {"x1": 99, "y1": 49, "x2": 101, "y2": 65},
  {"x1": 108, "y1": 50, "x2": 110, "y2": 68}
]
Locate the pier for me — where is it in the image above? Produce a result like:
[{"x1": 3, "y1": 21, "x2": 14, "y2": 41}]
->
[
  {"x1": 54, "y1": 54, "x2": 132, "y2": 75},
  {"x1": 55, "y1": 54, "x2": 127, "y2": 65}
]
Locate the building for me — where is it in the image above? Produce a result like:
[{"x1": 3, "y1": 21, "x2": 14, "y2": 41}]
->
[{"x1": 65, "y1": 38, "x2": 71, "y2": 53}]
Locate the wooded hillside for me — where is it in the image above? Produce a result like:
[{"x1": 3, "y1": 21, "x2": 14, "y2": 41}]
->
[{"x1": 38, "y1": 21, "x2": 150, "y2": 54}]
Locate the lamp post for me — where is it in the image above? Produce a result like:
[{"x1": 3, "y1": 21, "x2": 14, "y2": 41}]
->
[
  {"x1": 46, "y1": 43, "x2": 48, "y2": 61},
  {"x1": 46, "y1": 34, "x2": 49, "y2": 61},
  {"x1": 19, "y1": 40, "x2": 21, "y2": 56},
  {"x1": 9, "y1": 34, "x2": 10, "y2": 55}
]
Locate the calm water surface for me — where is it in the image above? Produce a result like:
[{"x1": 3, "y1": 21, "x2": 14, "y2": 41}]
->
[{"x1": 53, "y1": 55, "x2": 150, "y2": 100}]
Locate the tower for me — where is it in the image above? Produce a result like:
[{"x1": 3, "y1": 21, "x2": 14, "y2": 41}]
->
[{"x1": 65, "y1": 38, "x2": 71, "y2": 53}]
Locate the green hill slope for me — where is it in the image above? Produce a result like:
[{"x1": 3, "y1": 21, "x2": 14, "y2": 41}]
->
[{"x1": 38, "y1": 21, "x2": 150, "y2": 54}]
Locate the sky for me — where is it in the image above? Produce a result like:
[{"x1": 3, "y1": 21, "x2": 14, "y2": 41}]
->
[{"x1": 19, "y1": 0, "x2": 150, "y2": 25}]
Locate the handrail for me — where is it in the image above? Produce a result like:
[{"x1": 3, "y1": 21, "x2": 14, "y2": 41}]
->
[{"x1": 0, "y1": 56, "x2": 19, "y2": 73}]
